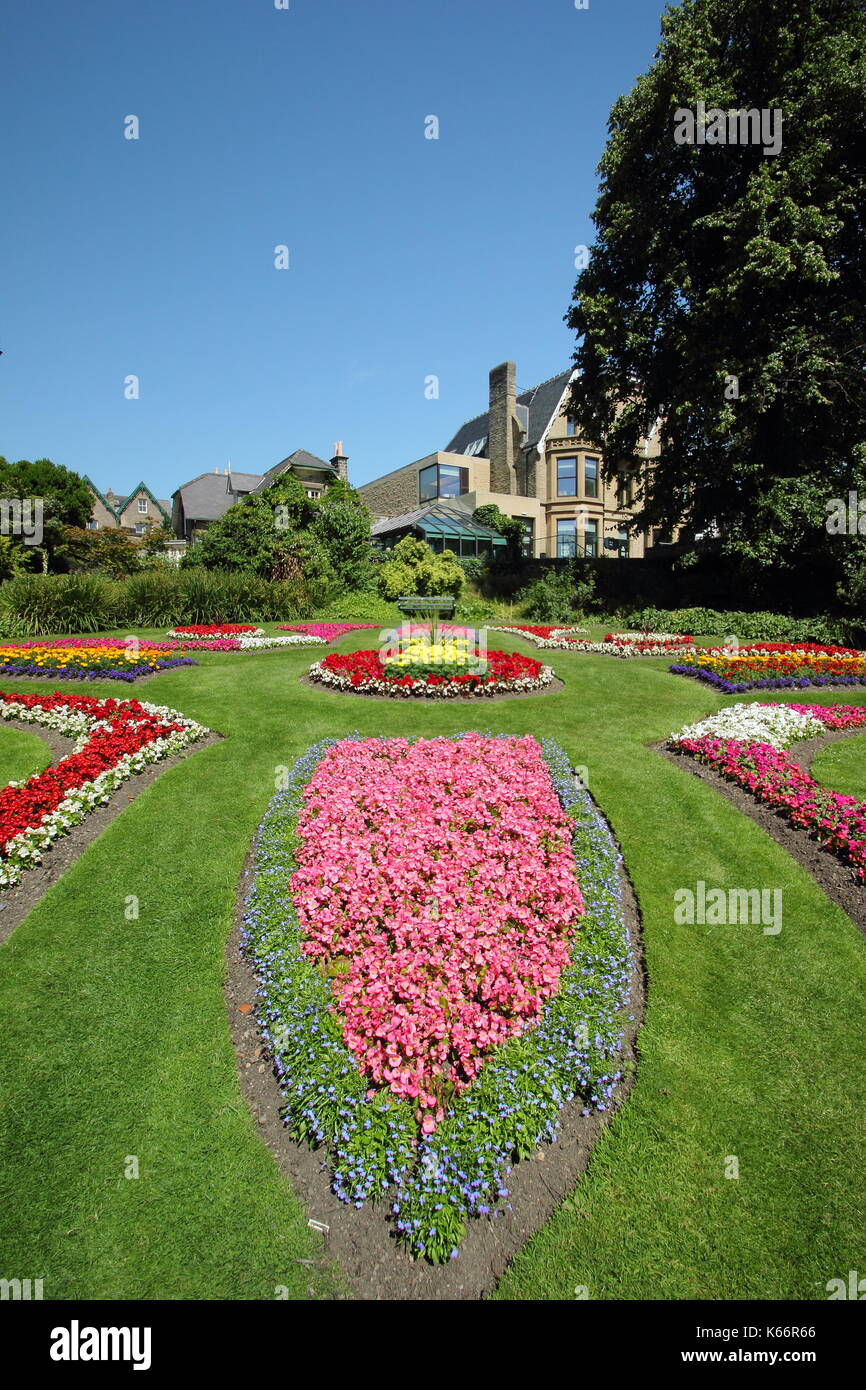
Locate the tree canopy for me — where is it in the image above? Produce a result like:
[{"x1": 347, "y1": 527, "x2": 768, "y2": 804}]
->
[
  {"x1": 565, "y1": 0, "x2": 866, "y2": 600},
  {"x1": 0, "y1": 456, "x2": 94, "y2": 570}
]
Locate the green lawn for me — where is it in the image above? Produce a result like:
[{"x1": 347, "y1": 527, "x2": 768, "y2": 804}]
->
[
  {"x1": 812, "y1": 730, "x2": 866, "y2": 801},
  {"x1": 0, "y1": 626, "x2": 864, "y2": 1299},
  {"x1": 0, "y1": 724, "x2": 52, "y2": 787}
]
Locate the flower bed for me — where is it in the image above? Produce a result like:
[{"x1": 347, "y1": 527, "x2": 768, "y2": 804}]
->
[
  {"x1": 604, "y1": 631, "x2": 694, "y2": 649},
  {"x1": 668, "y1": 701, "x2": 866, "y2": 880},
  {"x1": 308, "y1": 646, "x2": 554, "y2": 697},
  {"x1": 174, "y1": 634, "x2": 324, "y2": 652},
  {"x1": 0, "y1": 639, "x2": 196, "y2": 682},
  {"x1": 670, "y1": 642, "x2": 866, "y2": 692},
  {"x1": 487, "y1": 625, "x2": 589, "y2": 650},
  {"x1": 0, "y1": 690, "x2": 210, "y2": 885},
  {"x1": 242, "y1": 733, "x2": 633, "y2": 1260},
  {"x1": 277, "y1": 623, "x2": 379, "y2": 642},
  {"x1": 491, "y1": 627, "x2": 697, "y2": 656},
  {"x1": 168, "y1": 624, "x2": 265, "y2": 637}
]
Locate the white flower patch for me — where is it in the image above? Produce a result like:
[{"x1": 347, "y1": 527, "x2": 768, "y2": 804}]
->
[
  {"x1": 668, "y1": 702, "x2": 824, "y2": 750},
  {"x1": 236, "y1": 634, "x2": 325, "y2": 650}
]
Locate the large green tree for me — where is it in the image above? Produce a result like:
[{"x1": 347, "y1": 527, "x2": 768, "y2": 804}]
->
[
  {"x1": 566, "y1": 0, "x2": 866, "y2": 601},
  {"x1": 0, "y1": 457, "x2": 94, "y2": 570}
]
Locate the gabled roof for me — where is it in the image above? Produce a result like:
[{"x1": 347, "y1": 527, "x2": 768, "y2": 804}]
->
[
  {"x1": 444, "y1": 369, "x2": 573, "y2": 456},
  {"x1": 251, "y1": 450, "x2": 336, "y2": 494},
  {"x1": 115, "y1": 481, "x2": 172, "y2": 525},
  {"x1": 371, "y1": 503, "x2": 507, "y2": 545},
  {"x1": 82, "y1": 475, "x2": 120, "y2": 519}
]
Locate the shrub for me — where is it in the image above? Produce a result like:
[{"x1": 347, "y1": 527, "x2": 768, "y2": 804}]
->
[
  {"x1": 123, "y1": 570, "x2": 184, "y2": 628},
  {"x1": 0, "y1": 573, "x2": 122, "y2": 635},
  {"x1": 0, "y1": 569, "x2": 310, "y2": 634},
  {"x1": 314, "y1": 589, "x2": 401, "y2": 625},
  {"x1": 626, "y1": 605, "x2": 850, "y2": 644},
  {"x1": 518, "y1": 565, "x2": 595, "y2": 623},
  {"x1": 378, "y1": 537, "x2": 465, "y2": 601},
  {"x1": 456, "y1": 556, "x2": 488, "y2": 585}
]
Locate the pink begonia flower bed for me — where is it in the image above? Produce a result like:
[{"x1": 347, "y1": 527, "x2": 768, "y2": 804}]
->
[
  {"x1": 277, "y1": 623, "x2": 379, "y2": 642},
  {"x1": 290, "y1": 732, "x2": 585, "y2": 1131}
]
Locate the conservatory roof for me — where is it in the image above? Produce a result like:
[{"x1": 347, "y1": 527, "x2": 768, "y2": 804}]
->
[{"x1": 370, "y1": 504, "x2": 507, "y2": 545}]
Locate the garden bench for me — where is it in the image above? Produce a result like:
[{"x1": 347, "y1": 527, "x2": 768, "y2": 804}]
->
[{"x1": 396, "y1": 595, "x2": 456, "y2": 639}]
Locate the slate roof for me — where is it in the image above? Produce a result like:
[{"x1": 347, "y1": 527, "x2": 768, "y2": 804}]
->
[
  {"x1": 172, "y1": 471, "x2": 263, "y2": 522},
  {"x1": 443, "y1": 369, "x2": 573, "y2": 457},
  {"x1": 250, "y1": 450, "x2": 335, "y2": 494}
]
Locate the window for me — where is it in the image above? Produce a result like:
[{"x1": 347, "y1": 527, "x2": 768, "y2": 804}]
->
[
  {"x1": 556, "y1": 518, "x2": 576, "y2": 558},
  {"x1": 584, "y1": 457, "x2": 599, "y2": 498},
  {"x1": 134, "y1": 523, "x2": 147, "y2": 536},
  {"x1": 306, "y1": 488, "x2": 321, "y2": 499},
  {"x1": 566, "y1": 416, "x2": 578, "y2": 437},
  {"x1": 513, "y1": 515, "x2": 535, "y2": 557},
  {"x1": 87, "y1": 520, "x2": 99, "y2": 530},
  {"x1": 615, "y1": 525, "x2": 630, "y2": 558},
  {"x1": 583, "y1": 518, "x2": 598, "y2": 558},
  {"x1": 652, "y1": 528, "x2": 674, "y2": 547},
  {"x1": 437, "y1": 464, "x2": 468, "y2": 499},
  {"x1": 556, "y1": 457, "x2": 577, "y2": 497},
  {"x1": 138, "y1": 498, "x2": 148, "y2": 514},
  {"x1": 419, "y1": 463, "x2": 468, "y2": 504}
]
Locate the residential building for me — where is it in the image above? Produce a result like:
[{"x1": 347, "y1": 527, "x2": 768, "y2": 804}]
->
[
  {"x1": 358, "y1": 362, "x2": 662, "y2": 559},
  {"x1": 171, "y1": 446, "x2": 349, "y2": 544},
  {"x1": 83, "y1": 478, "x2": 173, "y2": 537}
]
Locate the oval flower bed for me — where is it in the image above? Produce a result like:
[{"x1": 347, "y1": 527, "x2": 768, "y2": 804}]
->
[
  {"x1": 308, "y1": 647, "x2": 554, "y2": 697},
  {"x1": 668, "y1": 701, "x2": 866, "y2": 880},
  {"x1": 0, "y1": 639, "x2": 196, "y2": 682},
  {"x1": 168, "y1": 624, "x2": 265, "y2": 638},
  {"x1": 242, "y1": 732, "x2": 633, "y2": 1261},
  {"x1": 0, "y1": 690, "x2": 210, "y2": 886}
]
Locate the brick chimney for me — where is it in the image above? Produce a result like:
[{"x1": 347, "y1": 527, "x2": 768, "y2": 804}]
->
[
  {"x1": 488, "y1": 361, "x2": 518, "y2": 495},
  {"x1": 331, "y1": 441, "x2": 349, "y2": 482}
]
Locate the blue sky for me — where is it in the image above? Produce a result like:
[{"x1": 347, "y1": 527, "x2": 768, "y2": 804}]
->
[{"x1": 2, "y1": 0, "x2": 668, "y2": 500}]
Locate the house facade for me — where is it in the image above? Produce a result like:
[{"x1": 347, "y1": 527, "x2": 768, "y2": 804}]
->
[
  {"x1": 83, "y1": 478, "x2": 174, "y2": 537},
  {"x1": 171, "y1": 446, "x2": 349, "y2": 544},
  {"x1": 358, "y1": 363, "x2": 663, "y2": 560}
]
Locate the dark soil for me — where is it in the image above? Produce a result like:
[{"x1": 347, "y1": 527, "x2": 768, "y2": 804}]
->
[
  {"x1": 659, "y1": 727, "x2": 866, "y2": 935},
  {"x1": 226, "y1": 781, "x2": 645, "y2": 1300},
  {"x1": 298, "y1": 674, "x2": 566, "y2": 703},
  {"x1": 0, "y1": 720, "x2": 221, "y2": 944}
]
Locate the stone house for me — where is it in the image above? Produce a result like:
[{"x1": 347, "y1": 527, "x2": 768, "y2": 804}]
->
[
  {"x1": 170, "y1": 446, "x2": 349, "y2": 544},
  {"x1": 83, "y1": 478, "x2": 173, "y2": 537},
  {"x1": 358, "y1": 363, "x2": 664, "y2": 560}
]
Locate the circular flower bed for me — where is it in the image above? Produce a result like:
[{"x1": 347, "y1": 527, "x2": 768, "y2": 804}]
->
[{"x1": 308, "y1": 646, "x2": 555, "y2": 697}]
